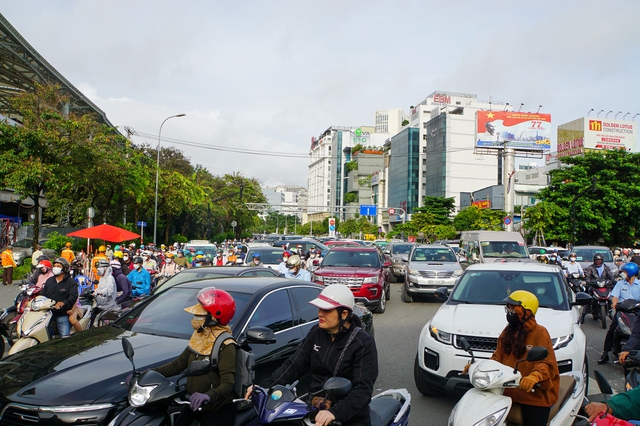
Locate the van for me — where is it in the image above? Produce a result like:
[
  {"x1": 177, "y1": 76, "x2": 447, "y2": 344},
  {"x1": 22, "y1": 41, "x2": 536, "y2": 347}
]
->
[{"x1": 459, "y1": 231, "x2": 531, "y2": 265}]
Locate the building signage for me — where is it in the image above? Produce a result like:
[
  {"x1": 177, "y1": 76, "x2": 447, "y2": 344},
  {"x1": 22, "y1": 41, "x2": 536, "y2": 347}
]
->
[
  {"x1": 476, "y1": 111, "x2": 552, "y2": 151},
  {"x1": 557, "y1": 117, "x2": 636, "y2": 159},
  {"x1": 350, "y1": 128, "x2": 370, "y2": 144},
  {"x1": 432, "y1": 93, "x2": 451, "y2": 105},
  {"x1": 472, "y1": 200, "x2": 491, "y2": 209}
]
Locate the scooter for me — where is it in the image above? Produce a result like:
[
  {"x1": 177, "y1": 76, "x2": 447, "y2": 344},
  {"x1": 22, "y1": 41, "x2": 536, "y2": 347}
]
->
[
  {"x1": 7, "y1": 283, "x2": 43, "y2": 341},
  {"x1": 0, "y1": 308, "x2": 15, "y2": 356},
  {"x1": 589, "y1": 279, "x2": 614, "y2": 329},
  {"x1": 247, "y1": 378, "x2": 410, "y2": 426},
  {"x1": 448, "y1": 337, "x2": 586, "y2": 426},
  {"x1": 576, "y1": 369, "x2": 640, "y2": 425},
  {"x1": 568, "y1": 273, "x2": 587, "y2": 294},
  {"x1": 612, "y1": 299, "x2": 640, "y2": 360},
  {"x1": 8, "y1": 294, "x2": 93, "y2": 355}
]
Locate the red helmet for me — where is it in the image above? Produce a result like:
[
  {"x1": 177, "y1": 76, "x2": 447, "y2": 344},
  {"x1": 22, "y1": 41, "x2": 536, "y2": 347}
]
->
[{"x1": 196, "y1": 287, "x2": 236, "y2": 326}]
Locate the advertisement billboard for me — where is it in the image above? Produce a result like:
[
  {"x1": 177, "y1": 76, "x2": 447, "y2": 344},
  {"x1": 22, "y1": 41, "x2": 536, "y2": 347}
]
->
[
  {"x1": 476, "y1": 111, "x2": 551, "y2": 151},
  {"x1": 557, "y1": 118, "x2": 637, "y2": 158}
]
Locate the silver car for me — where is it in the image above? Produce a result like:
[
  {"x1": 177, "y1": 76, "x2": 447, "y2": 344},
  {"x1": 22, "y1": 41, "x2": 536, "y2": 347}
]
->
[
  {"x1": 384, "y1": 242, "x2": 415, "y2": 282},
  {"x1": 402, "y1": 244, "x2": 463, "y2": 303}
]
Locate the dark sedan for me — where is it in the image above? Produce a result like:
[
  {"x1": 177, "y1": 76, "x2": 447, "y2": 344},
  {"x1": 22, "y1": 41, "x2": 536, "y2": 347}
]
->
[
  {"x1": 0, "y1": 277, "x2": 374, "y2": 425},
  {"x1": 153, "y1": 265, "x2": 282, "y2": 293}
]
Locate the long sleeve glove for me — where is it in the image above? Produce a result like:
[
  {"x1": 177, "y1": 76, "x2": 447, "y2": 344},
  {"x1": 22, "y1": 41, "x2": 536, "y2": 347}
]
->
[
  {"x1": 520, "y1": 371, "x2": 543, "y2": 392},
  {"x1": 189, "y1": 392, "x2": 210, "y2": 411}
]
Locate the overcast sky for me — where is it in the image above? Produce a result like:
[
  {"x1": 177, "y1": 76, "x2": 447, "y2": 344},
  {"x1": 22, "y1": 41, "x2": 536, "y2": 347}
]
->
[{"x1": 3, "y1": 1, "x2": 639, "y2": 187}]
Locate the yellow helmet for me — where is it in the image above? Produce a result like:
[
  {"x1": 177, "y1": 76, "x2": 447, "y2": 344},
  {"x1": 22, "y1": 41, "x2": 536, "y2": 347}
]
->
[
  {"x1": 504, "y1": 290, "x2": 539, "y2": 315},
  {"x1": 65, "y1": 242, "x2": 72, "y2": 248},
  {"x1": 113, "y1": 250, "x2": 124, "y2": 259},
  {"x1": 98, "y1": 245, "x2": 107, "y2": 253}
]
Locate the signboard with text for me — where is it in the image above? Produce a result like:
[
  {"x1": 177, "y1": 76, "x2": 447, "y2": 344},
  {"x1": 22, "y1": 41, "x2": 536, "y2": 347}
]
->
[
  {"x1": 476, "y1": 111, "x2": 551, "y2": 151},
  {"x1": 557, "y1": 117, "x2": 636, "y2": 158}
]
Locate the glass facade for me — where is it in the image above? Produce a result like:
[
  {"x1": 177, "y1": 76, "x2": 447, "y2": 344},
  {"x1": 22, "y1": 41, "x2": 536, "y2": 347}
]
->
[
  {"x1": 388, "y1": 128, "x2": 420, "y2": 216},
  {"x1": 425, "y1": 113, "x2": 447, "y2": 197}
]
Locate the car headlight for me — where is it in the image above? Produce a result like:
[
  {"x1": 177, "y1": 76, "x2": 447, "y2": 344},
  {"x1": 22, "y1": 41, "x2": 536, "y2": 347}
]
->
[
  {"x1": 551, "y1": 334, "x2": 573, "y2": 350},
  {"x1": 429, "y1": 324, "x2": 452, "y2": 345},
  {"x1": 129, "y1": 382, "x2": 158, "y2": 407},
  {"x1": 363, "y1": 276, "x2": 378, "y2": 284},
  {"x1": 471, "y1": 369, "x2": 500, "y2": 389},
  {"x1": 452, "y1": 269, "x2": 463, "y2": 277},
  {"x1": 314, "y1": 275, "x2": 323, "y2": 283},
  {"x1": 472, "y1": 407, "x2": 508, "y2": 426},
  {"x1": 409, "y1": 269, "x2": 421, "y2": 277}
]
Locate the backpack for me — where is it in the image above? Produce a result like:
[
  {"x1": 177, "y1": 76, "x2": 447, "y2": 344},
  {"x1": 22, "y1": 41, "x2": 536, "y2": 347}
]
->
[{"x1": 211, "y1": 331, "x2": 255, "y2": 411}]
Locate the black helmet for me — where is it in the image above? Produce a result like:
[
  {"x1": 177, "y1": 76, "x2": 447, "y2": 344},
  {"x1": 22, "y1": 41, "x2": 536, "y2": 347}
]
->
[
  {"x1": 96, "y1": 259, "x2": 110, "y2": 268},
  {"x1": 593, "y1": 253, "x2": 604, "y2": 261},
  {"x1": 37, "y1": 254, "x2": 50, "y2": 262},
  {"x1": 54, "y1": 257, "x2": 70, "y2": 273},
  {"x1": 133, "y1": 256, "x2": 143, "y2": 265}
]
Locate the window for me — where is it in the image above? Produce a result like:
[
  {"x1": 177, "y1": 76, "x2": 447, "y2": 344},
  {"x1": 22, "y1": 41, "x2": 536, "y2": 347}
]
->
[
  {"x1": 290, "y1": 287, "x2": 321, "y2": 325},
  {"x1": 248, "y1": 290, "x2": 294, "y2": 333}
]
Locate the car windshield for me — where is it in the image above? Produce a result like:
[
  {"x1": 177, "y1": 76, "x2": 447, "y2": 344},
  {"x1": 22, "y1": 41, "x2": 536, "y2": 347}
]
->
[
  {"x1": 322, "y1": 251, "x2": 380, "y2": 268},
  {"x1": 114, "y1": 287, "x2": 251, "y2": 339},
  {"x1": 573, "y1": 249, "x2": 614, "y2": 262},
  {"x1": 450, "y1": 271, "x2": 567, "y2": 310},
  {"x1": 248, "y1": 249, "x2": 284, "y2": 264},
  {"x1": 391, "y1": 244, "x2": 414, "y2": 255},
  {"x1": 187, "y1": 246, "x2": 217, "y2": 257},
  {"x1": 13, "y1": 239, "x2": 33, "y2": 248},
  {"x1": 480, "y1": 241, "x2": 529, "y2": 258},
  {"x1": 411, "y1": 248, "x2": 457, "y2": 262}
]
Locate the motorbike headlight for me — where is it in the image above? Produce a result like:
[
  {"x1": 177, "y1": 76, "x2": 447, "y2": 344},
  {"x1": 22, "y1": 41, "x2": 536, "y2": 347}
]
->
[
  {"x1": 619, "y1": 321, "x2": 633, "y2": 336},
  {"x1": 471, "y1": 369, "x2": 500, "y2": 389},
  {"x1": 597, "y1": 281, "x2": 606, "y2": 288},
  {"x1": 471, "y1": 407, "x2": 508, "y2": 426},
  {"x1": 129, "y1": 382, "x2": 157, "y2": 407},
  {"x1": 409, "y1": 269, "x2": 421, "y2": 277},
  {"x1": 429, "y1": 323, "x2": 452, "y2": 345},
  {"x1": 452, "y1": 269, "x2": 463, "y2": 277},
  {"x1": 551, "y1": 334, "x2": 573, "y2": 350},
  {"x1": 31, "y1": 299, "x2": 42, "y2": 311},
  {"x1": 363, "y1": 276, "x2": 378, "y2": 284}
]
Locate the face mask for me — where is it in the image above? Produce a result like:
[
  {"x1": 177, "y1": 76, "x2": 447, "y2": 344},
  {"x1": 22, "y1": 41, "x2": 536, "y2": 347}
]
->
[
  {"x1": 97, "y1": 267, "x2": 106, "y2": 276},
  {"x1": 195, "y1": 263, "x2": 202, "y2": 268},
  {"x1": 123, "y1": 256, "x2": 129, "y2": 261},
  {"x1": 191, "y1": 315, "x2": 206, "y2": 330},
  {"x1": 178, "y1": 253, "x2": 183, "y2": 257},
  {"x1": 621, "y1": 272, "x2": 629, "y2": 281},
  {"x1": 506, "y1": 312, "x2": 521, "y2": 326},
  {"x1": 550, "y1": 256, "x2": 557, "y2": 261},
  {"x1": 135, "y1": 264, "x2": 143, "y2": 270},
  {"x1": 52, "y1": 267, "x2": 63, "y2": 276},
  {"x1": 570, "y1": 257, "x2": 576, "y2": 262},
  {"x1": 167, "y1": 258, "x2": 173, "y2": 263}
]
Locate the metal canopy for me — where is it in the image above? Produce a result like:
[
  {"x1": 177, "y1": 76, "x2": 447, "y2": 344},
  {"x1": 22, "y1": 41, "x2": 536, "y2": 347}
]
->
[{"x1": 0, "y1": 13, "x2": 114, "y2": 127}]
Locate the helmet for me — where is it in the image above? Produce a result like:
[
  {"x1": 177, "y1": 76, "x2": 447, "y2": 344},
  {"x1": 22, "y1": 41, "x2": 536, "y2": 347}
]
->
[
  {"x1": 161, "y1": 244, "x2": 166, "y2": 249},
  {"x1": 54, "y1": 257, "x2": 70, "y2": 273},
  {"x1": 252, "y1": 252, "x2": 261, "y2": 259},
  {"x1": 196, "y1": 251, "x2": 204, "y2": 255},
  {"x1": 283, "y1": 250, "x2": 292, "y2": 258},
  {"x1": 286, "y1": 255, "x2": 303, "y2": 268},
  {"x1": 309, "y1": 284, "x2": 355, "y2": 311},
  {"x1": 110, "y1": 259, "x2": 122, "y2": 269},
  {"x1": 98, "y1": 245, "x2": 106, "y2": 253},
  {"x1": 96, "y1": 259, "x2": 110, "y2": 268},
  {"x1": 114, "y1": 245, "x2": 121, "y2": 250},
  {"x1": 621, "y1": 262, "x2": 639, "y2": 277},
  {"x1": 37, "y1": 260, "x2": 52, "y2": 270},
  {"x1": 634, "y1": 249, "x2": 640, "y2": 255},
  {"x1": 624, "y1": 249, "x2": 630, "y2": 255},
  {"x1": 593, "y1": 253, "x2": 604, "y2": 261},
  {"x1": 113, "y1": 250, "x2": 124, "y2": 259},
  {"x1": 166, "y1": 252, "x2": 175, "y2": 258},
  {"x1": 196, "y1": 254, "x2": 205, "y2": 260},
  {"x1": 196, "y1": 287, "x2": 236, "y2": 326},
  {"x1": 503, "y1": 290, "x2": 539, "y2": 315},
  {"x1": 65, "y1": 242, "x2": 72, "y2": 248},
  {"x1": 614, "y1": 249, "x2": 621, "y2": 256},
  {"x1": 133, "y1": 256, "x2": 143, "y2": 265}
]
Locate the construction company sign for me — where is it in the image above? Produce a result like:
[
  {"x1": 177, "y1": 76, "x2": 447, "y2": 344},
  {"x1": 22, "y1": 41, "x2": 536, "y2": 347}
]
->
[{"x1": 557, "y1": 118, "x2": 636, "y2": 158}]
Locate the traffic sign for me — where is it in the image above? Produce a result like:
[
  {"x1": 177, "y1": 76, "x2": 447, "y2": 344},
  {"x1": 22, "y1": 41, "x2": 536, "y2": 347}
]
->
[
  {"x1": 328, "y1": 217, "x2": 336, "y2": 237},
  {"x1": 503, "y1": 216, "x2": 512, "y2": 225},
  {"x1": 137, "y1": 221, "x2": 147, "y2": 227},
  {"x1": 388, "y1": 208, "x2": 396, "y2": 215},
  {"x1": 231, "y1": 221, "x2": 237, "y2": 228},
  {"x1": 360, "y1": 204, "x2": 377, "y2": 216}
]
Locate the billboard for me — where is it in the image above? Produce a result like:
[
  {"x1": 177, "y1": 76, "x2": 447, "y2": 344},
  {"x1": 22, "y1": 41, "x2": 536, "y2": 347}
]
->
[
  {"x1": 476, "y1": 111, "x2": 551, "y2": 151},
  {"x1": 557, "y1": 118, "x2": 637, "y2": 158}
]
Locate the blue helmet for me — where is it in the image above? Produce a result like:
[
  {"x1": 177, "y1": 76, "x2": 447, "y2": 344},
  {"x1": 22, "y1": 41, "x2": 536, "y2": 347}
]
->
[
  {"x1": 621, "y1": 262, "x2": 639, "y2": 277},
  {"x1": 196, "y1": 251, "x2": 204, "y2": 255},
  {"x1": 252, "y1": 252, "x2": 261, "y2": 258}
]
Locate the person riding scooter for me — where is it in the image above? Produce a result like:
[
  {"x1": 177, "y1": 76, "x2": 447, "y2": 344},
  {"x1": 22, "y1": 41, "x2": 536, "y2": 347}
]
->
[
  {"x1": 41, "y1": 257, "x2": 78, "y2": 337},
  {"x1": 585, "y1": 385, "x2": 640, "y2": 422}
]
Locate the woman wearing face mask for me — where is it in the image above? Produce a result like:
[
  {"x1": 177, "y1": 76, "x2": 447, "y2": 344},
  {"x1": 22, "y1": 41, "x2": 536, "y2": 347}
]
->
[
  {"x1": 150, "y1": 287, "x2": 237, "y2": 426},
  {"x1": 34, "y1": 259, "x2": 54, "y2": 290},
  {"x1": 491, "y1": 291, "x2": 559, "y2": 426},
  {"x1": 92, "y1": 259, "x2": 117, "y2": 319},
  {"x1": 160, "y1": 252, "x2": 180, "y2": 276}
]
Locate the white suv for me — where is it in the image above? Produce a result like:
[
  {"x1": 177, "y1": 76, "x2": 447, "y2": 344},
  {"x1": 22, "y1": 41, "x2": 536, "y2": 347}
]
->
[{"x1": 414, "y1": 262, "x2": 591, "y2": 396}]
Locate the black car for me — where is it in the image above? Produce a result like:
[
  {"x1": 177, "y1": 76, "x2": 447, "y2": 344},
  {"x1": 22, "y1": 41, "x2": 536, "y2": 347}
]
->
[
  {"x1": 0, "y1": 277, "x2": 374, "y2": 425},
  {"x1": 153, "y1": 266, "x2": 282, "y2": 293}
]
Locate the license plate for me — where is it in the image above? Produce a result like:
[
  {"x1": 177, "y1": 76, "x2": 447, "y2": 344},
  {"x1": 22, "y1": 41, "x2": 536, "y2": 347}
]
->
[{"x1": 427, "y1": 280, "x2": 445, "y2": 285}]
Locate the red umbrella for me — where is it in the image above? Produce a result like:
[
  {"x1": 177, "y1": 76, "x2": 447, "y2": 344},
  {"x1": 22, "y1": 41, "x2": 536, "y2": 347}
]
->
[{"x1": 67, "y1": 224, "x2": 141, "y2": 243}]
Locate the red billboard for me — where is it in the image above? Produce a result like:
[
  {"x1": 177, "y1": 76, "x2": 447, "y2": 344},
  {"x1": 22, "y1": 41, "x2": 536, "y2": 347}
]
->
[{"x1": 476, "y1": 111, "x2": 551, "y2": 151}]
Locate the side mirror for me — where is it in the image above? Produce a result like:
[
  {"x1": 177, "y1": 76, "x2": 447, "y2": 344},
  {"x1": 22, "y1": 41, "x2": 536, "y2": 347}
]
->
[
  {"x1": 383, "y1": 261, "x2": 392, "y2": 268},
  {"x1": 122, "y1": 337, "x2": 136, "y2": 372},
  {"x1": 246, "y1": 326, "x2": 277, "y2": 344},
  {"x1": 322, "y1": 377, "x2": 352, "y2": 396},
  {"x1": 384, "y1": 250, "x2": 391, "y2": 255},
  {"x1": 526, "y1": 346, "x2": 548, "y2": 362},
  {"x1": 571, "y1": 292, "x2": 592, "y2": 306},
  {"x1": 594, "y1": 369, "x2": 613, "y2": 398},
  {"x1": 459, "y1": 257, "x2": 468, "y2": 264},
  {"x1": 401, "y1": 256, "x2": 409, "y2": 263},
  {"x1": 434, "y1": 287, "x2": 449, "y2": 300},
  {"x1": 185, "y1": 360, "x2": 211, "y2": 377},
  {"x1": 458, "y1": 336, "x2": 471, "y2": 353}
]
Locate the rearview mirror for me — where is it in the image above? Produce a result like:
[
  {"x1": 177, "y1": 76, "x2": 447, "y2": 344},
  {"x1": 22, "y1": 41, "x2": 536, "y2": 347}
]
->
[
  {"x1": 322, "y1": 377, "x2": 352, "y2": 396},
  {"x1": 434, "y1": 287, "x2": 449, "y2": 300},
  {"x1": 122, "y1": 337, "x2": 134, "y2": 361},
  {"x1": 526, "y1": 346, "x2": 548, "y2": 362},
  {"x1": 246, "y1": 326, "x2": 277, "y2": 344},
  {"x1": 571, "y1": 292, "x2": 591, "y2": 306}
]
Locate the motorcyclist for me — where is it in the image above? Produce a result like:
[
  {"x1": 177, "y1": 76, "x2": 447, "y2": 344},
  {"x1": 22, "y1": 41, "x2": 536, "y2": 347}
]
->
[
  {"x1": 142, "y1": 250, "x2": 158, "y2": 273},
  {"x1": 614, "y1": 257, "x2": 626, "y2": 279},
  {"x1": 564, "y1": 253, "x2": 584, "y2": 277},
  {"x1": 149, "y1": 287, "x2": 238, "y2": 426},
  {"x1": 127, "y1": 256, "x2": 152, "y2": 297},
  {"x1": 599, "y1": 262, "x2": 640, "y2": 364},
  {"x1": 193, "y1": 254, "x2": 206, "y2": 268},
  {"x1": 41, "y1": 258, "x2": 78, "y2": 337},
  {"x1": 160, "y1": 252, "x2": 181, "y2": 277},
  {"x1": 213, "y1": 249, "x2": 227, "y2": 267},
  {"x1": 174, "y1": 249, "x2": 190, "y2": 269},
  {"x1": 91, "y1": 245, "x2": 109, "y2": 278},
  {"x1": 122, "y1": 250, "x2": 135, "y2": 271},
  {"x1": 93, "y1": 259, "x2": 118, "y2": 315},
  {"x1": 547, "y1": 249, "x2": 563, "y2": 267},
  {"x1": 110, "y1": 259, "x2": 132, "y2": 306},
  {"x1": 277, "y1": 251, "x2": 292, "y2": 274},
  {"x1": 283, "y1": 255, "x2": 312, "y2": 281},
  {"x1": 249, "y1": 284, "x2": 378, "y2": 426},
  {"x1": 585, "y1": 385, "x2": 640, "y2": 422},
  {"x1": 585, "y1": 253, "x2": 615, "y2": 283},
  {"x1": 249, "y1": 252, "x2": 264, "y2": 267},
  {"x1": 34, "y1": 259, "x2": 53, "y2": 290}
]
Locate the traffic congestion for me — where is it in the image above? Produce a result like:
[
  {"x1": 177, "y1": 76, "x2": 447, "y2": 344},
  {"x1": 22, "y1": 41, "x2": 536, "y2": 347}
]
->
[{"x1": 1, "y1": 235, "x2": 640, "y2": 425}]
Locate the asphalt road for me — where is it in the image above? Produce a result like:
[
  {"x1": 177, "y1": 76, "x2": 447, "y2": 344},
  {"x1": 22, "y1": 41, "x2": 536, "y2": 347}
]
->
[{"x1": 0, "y1": 280, "x2": 629, "y2": 424}]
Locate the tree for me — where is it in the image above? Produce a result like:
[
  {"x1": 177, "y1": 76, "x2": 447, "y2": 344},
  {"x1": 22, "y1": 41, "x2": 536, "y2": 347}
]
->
[
  {"x1": 453, "y1": 206, "x2": 507, "y2": 231},
  {"x1": 523, "y1": 201, "x2": 566, "y2": 243},
  {"x1": 415, "y1": 196, "x2": 456, "y2": 225}
]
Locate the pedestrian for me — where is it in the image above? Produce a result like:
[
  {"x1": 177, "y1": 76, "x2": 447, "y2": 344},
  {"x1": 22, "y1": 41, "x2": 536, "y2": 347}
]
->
[
  {"x1": 31, "y1": 244, "x2": 43, "y2": 272},
  {"x1": 1, "y1": 244, "x2": 17, "y2": 285}
]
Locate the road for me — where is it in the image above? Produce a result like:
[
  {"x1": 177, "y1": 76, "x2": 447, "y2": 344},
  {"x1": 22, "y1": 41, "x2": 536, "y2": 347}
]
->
[{"x1": 0, "y1": 280, "x2": 629, "y2": 424}]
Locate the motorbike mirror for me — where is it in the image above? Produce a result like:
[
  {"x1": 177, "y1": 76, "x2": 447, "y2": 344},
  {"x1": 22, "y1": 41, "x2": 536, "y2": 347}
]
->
[
  {"x1": 434, "y1": 287, "x2": 449, "y2": 301},
  {"x1": 526, "y1": 347, "x2": 548, "y2": 362},
  {"x1": 322, "y1": 377, "x2": 352, "y2": 396},
  {"x1": 313, "y1": 259, "x2": 319, "y2": 266},
  {"x1": 245, "y1": 326, "x2": 277, "y2": 345},
  {"x1": 593, "y1": 369, "x2": 613, "y2": 399},
  {"x1": 184, "y1": 360, "x2": 211, "y2": 377},
  {"x1": 122, "y1": 337, "x2": 136, "y2": 372},
  {"x1": 571, "y1": 292, "x2": 592, "y2": 306},
  {"x1": 458, "y1": 337, "x2": 471, "y2": 352},
  {"x1": 401, "y1": 256, "x2": 409, "y2": 263}
]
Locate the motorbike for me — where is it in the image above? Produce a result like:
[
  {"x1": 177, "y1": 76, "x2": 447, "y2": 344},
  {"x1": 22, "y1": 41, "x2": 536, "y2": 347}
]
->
[
  {"x1": 8, "y1": 293, "x2": 94, "y2": 355},
  {"x1": 588, "y1": 278, "x2": 614, "y2": 329},
  {"x1": 574, "y1": 369, "x2": 640, "y2": 425},
  {"x1": 622, "y1": 350, "x2": 640, "y2": 392},
  {"x1": 0, "y1": 308, "x2": 15, "y2": 356},
  {"x1": 448, "y1": 337, "x2": 586, "y2": 426},
  {"x1": 612, "y1": 299, "x2": 640, "y2": 360},
  {"x1": 568, "y1": 273, "x2": 587, "y2": 294},
  {"x1": 6, "y1": 283, "x2": 43, "y2": 341}
]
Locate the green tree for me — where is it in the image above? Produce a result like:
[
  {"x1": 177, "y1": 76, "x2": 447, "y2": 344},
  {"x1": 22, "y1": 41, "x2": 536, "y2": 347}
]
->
[
  {"x1": 415, "y1": 196, "x2": 456, "y2": 225},
  {"x1": 523, "y1": 201, "x2": 566, "y2": 242},
  {"x1": 453, "y1": 206, "x2": 507, "y2": 231}
]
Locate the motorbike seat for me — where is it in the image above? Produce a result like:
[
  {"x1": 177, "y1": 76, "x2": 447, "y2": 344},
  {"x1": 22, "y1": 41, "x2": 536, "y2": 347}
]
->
[
  {"x1": 233, "y1": 407, "x2": 256, "y2": 426},
  {"x1": 505, "y1": 375, "x2": 575, "y2": 425},
  {"x1": 369, "y1": 395, "x2": 401, "y2": 426}
]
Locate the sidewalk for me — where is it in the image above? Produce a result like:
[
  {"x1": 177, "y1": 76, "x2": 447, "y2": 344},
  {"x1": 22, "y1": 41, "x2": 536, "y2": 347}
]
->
[{"x1": 0, "y1": 279, "x2": 23, "y2": 309}]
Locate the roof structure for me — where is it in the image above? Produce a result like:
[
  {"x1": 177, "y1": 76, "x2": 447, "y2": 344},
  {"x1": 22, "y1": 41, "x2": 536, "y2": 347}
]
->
[{"x1": 0, "y1": 12, "x2": 114, "y2": 127}]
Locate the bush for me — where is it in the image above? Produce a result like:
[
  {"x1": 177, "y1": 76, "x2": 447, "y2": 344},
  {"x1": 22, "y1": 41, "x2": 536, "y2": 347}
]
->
[
  {"x1": 42, "y1": 231, "x2": 67, "y2": 254},
  {"x1": 170, "y1": 234, "x2": 188, "y2": 244},
  {"x1": 12, "y1": 263, "x2": 32, "y2": 281}
]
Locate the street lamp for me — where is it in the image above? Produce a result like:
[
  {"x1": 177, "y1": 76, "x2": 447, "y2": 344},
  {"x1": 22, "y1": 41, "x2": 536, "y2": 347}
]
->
[{"x1": 154, "y1": 113, "x2": 186, "y2": 245}]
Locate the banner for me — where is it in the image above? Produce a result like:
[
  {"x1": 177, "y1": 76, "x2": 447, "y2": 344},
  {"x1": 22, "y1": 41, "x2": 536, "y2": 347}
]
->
[{"x1": 476, "y1": 111, "x2": 551, "y2": 151}]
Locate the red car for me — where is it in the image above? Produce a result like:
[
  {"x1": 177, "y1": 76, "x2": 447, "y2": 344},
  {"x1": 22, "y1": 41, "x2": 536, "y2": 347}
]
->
[{"x1": 312, "y1": 246, "x2": 392, "y2": 313}]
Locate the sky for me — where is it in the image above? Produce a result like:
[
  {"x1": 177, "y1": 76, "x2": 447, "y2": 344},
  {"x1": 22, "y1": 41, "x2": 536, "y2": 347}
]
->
[{"x1": 2, "y1": 1, "x2": 640, "y2": 187}]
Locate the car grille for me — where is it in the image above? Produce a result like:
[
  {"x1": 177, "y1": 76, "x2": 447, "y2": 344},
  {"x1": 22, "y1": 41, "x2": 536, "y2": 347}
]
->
[
  {"x1": 323, "y1": 277, "x2": 364, "y2": 288},
  {"x1": 419, "y1": 270, "x2": 454, "y2": 278},
  {"x1": 455, "y1": 335, "x2": 498, "y2": 352},
  {"x1": 1, "y1": 407, "x2": 40, "y2": 425}
]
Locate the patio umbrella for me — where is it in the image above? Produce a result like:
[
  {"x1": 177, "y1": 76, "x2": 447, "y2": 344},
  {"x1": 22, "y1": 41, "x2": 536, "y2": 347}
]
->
[{"x1": 67, "y1": 224, "x2": 141, "y2": 243}]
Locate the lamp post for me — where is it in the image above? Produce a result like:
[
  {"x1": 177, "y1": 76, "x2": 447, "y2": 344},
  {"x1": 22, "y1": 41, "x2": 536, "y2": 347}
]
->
[{"x1": 154, "y1": 113, "x2": 186, "y2": 245}]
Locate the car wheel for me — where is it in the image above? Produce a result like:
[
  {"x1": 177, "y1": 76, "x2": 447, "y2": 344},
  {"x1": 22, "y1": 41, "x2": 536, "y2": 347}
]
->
[
  {"x1": 385, "y1": 283, "x2": 391, "y2": 301},
  {"x1": 401, "y1": 285, "x2": 413, "y2": 303},
  {"x1": 414, "y1": 354, "x2": 441, "y2": 397},
  {"x1": 374, "y1": 289, "x2": 386, "y2": 313}
]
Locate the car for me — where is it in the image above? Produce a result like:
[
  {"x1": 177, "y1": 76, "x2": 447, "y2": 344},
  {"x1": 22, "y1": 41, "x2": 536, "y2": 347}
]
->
[
  {"x1": 183, "y1": 240, "x2": 217, "y2": 258},
  {"x1": 0, "y1": 277, "x2": 374, "y2": 425},
  {"x1": 312, "y1": 246, "x2": 392, "y2": 313},
  {"x1": 413, "y1": 262, "x2": 590, "y2": 397},
  {"x1": 244, "y1": 246, "x2": 290, "y2": 269},
  {"x1": 154, "y1": 265, "x2": 282, "y2": 293},
  {"x1": 401, "y1": 244, "x2": 463, "y2": 302},
  {"x1": 383, "y1": 242, "x2": 416, "y2": 283},
  {"x1": 325, "y1": 240, "x2": 361, "y2": 247},
  {"x1": 1, "y1": 238, "x2": 57, "y2": 266},
  {"x1": 571, "y1": 246, "x2": 616, "y2": 273},
  {"x1": 271, "y1": 238, "x2": 330, "y2": 257}
]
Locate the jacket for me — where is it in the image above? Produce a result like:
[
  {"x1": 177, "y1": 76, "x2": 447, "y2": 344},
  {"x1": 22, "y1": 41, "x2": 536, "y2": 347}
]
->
[
  {"x1": 154, "y1": 343, "x2": 236, "y2": 412},
  {"x1": 127, "y1": 267, "x2": 151, "y2": 297},
  {"x1": 60, "y1": 248, "x2": 75, "y2": 263},
  {"x1": 584, "y1": 263, "x2": 614, "y2": 284},
  {"x1": 1, "y1": 250, "x2": 17, "y2": 268},
  {"x1": 112, "y1": 268, "x2": 132, "y2": 304},
  {"x1": 260, "y1": 316, "x2": 378, "y2": 426},
  {"x1": 491, "y1": 316, "x2": 560, "y2": 408},
  {"x1": 95, "y1": 268, "x2": 117, "y2": 310},
  {"x1": 41, "y1": 274, "x2": 78, "y2": 316},
  {"x1": 607, "y1": 385, "x2": 640, "y2": 421}
]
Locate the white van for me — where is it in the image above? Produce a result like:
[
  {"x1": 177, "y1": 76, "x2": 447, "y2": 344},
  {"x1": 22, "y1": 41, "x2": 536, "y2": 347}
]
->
[{"x1": 459, "y1": 231, "x2": 531, "y2": 264}]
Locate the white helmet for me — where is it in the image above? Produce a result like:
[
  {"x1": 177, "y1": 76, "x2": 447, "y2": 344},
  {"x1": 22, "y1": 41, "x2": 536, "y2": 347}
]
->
[
  {"x1": 309, "y1": 285, "x2": 354, "y2": 311},
  {"x1": 634, "y1": 249, "x2": 640, "y2": 255},
  {"x1": 286, "y1": 255, "x2": 303, "y2": 268}
]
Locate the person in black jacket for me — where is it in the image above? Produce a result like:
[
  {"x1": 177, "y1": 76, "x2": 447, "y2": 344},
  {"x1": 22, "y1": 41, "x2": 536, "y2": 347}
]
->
[
  {"x1": 109, "y1": 260, "x2": 132, "y2": 306},
  {"x1": 41, "y1": 257, "x2": 78, "y2": 337},
  {"x1": 251, "y1": 285, "x2": 378, "y2": 426}
]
